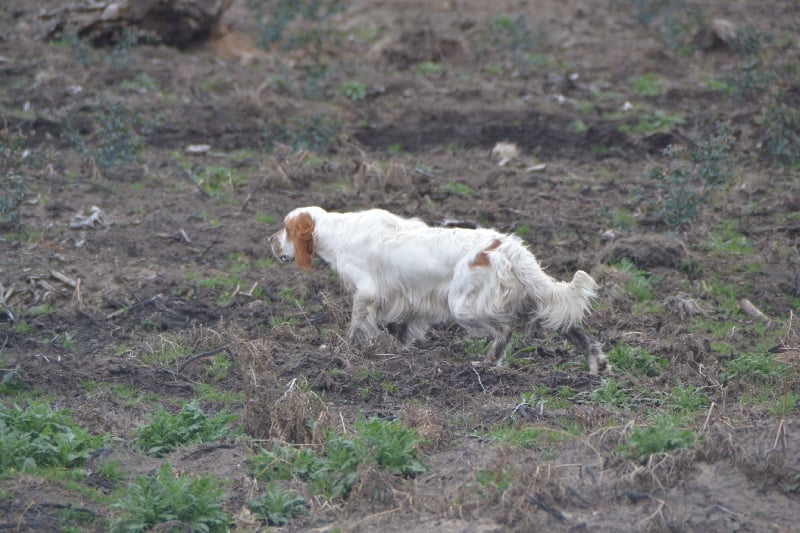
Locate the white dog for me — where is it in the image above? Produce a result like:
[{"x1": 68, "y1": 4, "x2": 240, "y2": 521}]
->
[{"x1": 270, "y1": 206, "x2": 609, "y2": 374}]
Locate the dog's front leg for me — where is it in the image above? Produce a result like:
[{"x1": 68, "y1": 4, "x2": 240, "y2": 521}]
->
[{"x1": 347, "y1": 290, "x2": 380, "y2": 344}]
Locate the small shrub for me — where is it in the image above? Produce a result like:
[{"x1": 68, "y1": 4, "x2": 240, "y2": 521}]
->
[
  {"x1": 760, "y1": 97, "x2": 800, "y2": 168},
  {"x1": 644, "y1": 126, "x2": 734, "y2": 228},
  {"x1": 246, "y1": 0, "x2": 344, "y2": 49},
  {"x1": 482, "y1": 13, "x2": 549, "y2": 73},
  {"x1": 618, "y1": 0, "x2": 708, "y2": 55},
  {"x1": 133, "y1": 401, "x2": 238, "y2": 457},
  {"x1": 260, "y1": 115, "x2": 341, "y2": 153},
  {"x1": 0, "y1": 401, "x2": 110, "y2": 473},
  {"x1": 62, "y1": 100, "x2": 165, "y2": 170},
  {"x1": 247, "y1": 483, "x2": 308, "y2": 526},
  {"x1": 111, "y1": 462, "x2": 230, "y2": 533},
  {"x1": 0, "y1": 130, "x2": 27, "y2": 229},
  {"x1": 621, "y1": 415, "x2": 700, "y2": 463}
]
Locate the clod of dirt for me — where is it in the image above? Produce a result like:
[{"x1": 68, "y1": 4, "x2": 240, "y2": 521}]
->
[{"x1": 596, "y1": 234, "x2": 687, "y2": 269}]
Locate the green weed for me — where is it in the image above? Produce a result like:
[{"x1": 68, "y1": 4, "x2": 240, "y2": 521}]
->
[
  {"x1": 110, "y1": 462, "x2": 230, "y2": 533},
  {"x1": 247, "y1": 483, "x2": 308, "y2": 526},
  {"x1": 721, "y1": 352, "x2": 787, "y2": 385},
  {"x1": 633, "y1": 110, "x2": 685, "y2": 133},
  {"x1": 251, "y1": 417, "x2": 426, "y2": 501},
  {"x1": 439, "y1": 181, "x2": 475, "y2": 196},
  {"x1": 613, "y1": 258, "x2": 661, "y2": 303},
  {"x1": 0, "y1": 130, "x2": 27, "y2": 229},
  {"x1": 0, "y1": 400, "x2": 110, "y2": 473},
  {"x1": 260, "y1": 115, "x2": 342, "y2": 153},
  {"x1": 132, "y1": 401, "x2": 239, "y2": 457},
  {"x1": 618, "y1": 0, "x2": 708, "y2": 55},
  {"x1": 632, "y1": 73, "x2": 667, "y2": 97},
  {"x1": 607, "y1": 341, "x2": 666, "y2": 377},
  {"x1": 340, "y1": 80, "x2": 367, "y2": 101},
  {"x1": 707, "y1": 221, "x2": 753, "y2": 256},
  {"x1": 620, "y1": 415, "x2": 700, "y2": 463},
  {"x1": 590, "y1": 377, "x2": 633, "y2": 409},
  {"x1": 482, "y1": 13, "x2": 549, "y2": 75}
]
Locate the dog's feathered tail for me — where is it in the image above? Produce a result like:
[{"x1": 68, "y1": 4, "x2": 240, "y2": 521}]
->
[
  {"x1": 536, "y1": 270, "x2": 598, "y2": 331},
  {"x1": 495, "y1": 238, "x2": 598, "y2": 331}
]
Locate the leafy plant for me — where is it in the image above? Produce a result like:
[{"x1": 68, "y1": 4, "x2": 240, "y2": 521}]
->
[
  {"x1": 482, "y1": 13, "x2": 549, "y2": 74},
  {"x1": 0, "y1": 130, "x2": 27, "y2": 228},
  {"x1": 613, "y1": 258, "x2": 661, "y2": 302},
  {"x1": 618, "y1": 0, "x2": 708, "y2": 55},
  {"x1": 644, "y1": 126, "x2": 734, "y2": 228},
  {"x1": 247, "y1": 483, "x2": 308, "y2": 526},
  {"x1": 133, "y1": 401, "x2": 238, "y2": 457},
  {"x1": 439, "y1": 181, "x2": 475, "y2": 196},
  {"x1": 0, "y1": 401, "x2": 110, "y2": 473},
  {"x1": 352, "y1": 416, "x2": 427, "y2": 476},
  {"x1": 590, "y1": 377, "x2": 633, "y2": 409},
  {"x1": 621, "y1": 415, "x2": 700, "y2": 463},
  {"x1": 251, "y1": 417, "x2": 426, "y2": 501},
  {"x1": 760, "y1": 97, "x2": 800, "y2": 168},
  {"x1": 111, "y1": 462, "x2": 230, "y2": 533},
  {"x1": 633, "y1": 110, "x2": 685, "y2": 133},
  {"x1": 340, "y1": 80, "x2": 367, "y2": 101},
  {"x1": 607, "y1": 340, "x2": 666, "y2": 377},
  {"x1": 62, "y1": 100, "x2": 165, "y2": 170},
  {"x1": 721, "y1": 352, "x2": 787, "y2": 385},
  {"x1": 632, "y1": 73, "x2": 667, "y2": 97},
  {"x1": 260, "y1": 115, "x2": 341, "y2": 153}
]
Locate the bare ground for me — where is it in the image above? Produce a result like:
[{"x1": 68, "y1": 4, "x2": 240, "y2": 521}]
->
[{"x1": 1, "y1": 0, "x2": 799, "y2": 531}]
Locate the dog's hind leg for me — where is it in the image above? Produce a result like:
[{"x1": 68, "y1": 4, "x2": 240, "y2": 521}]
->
[{"x1": 563, "y1": 326, "x2": 610, "y2": 375}]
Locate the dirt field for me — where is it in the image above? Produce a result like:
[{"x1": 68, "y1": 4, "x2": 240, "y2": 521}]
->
[{"x1": 1, "y1": 0, "x2": 799, "y2": 531}]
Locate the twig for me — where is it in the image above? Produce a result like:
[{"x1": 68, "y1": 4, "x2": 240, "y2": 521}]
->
[
  {"x1": 701, "y1": 401, "x2": 716, "y2": 433},
  {"x1": 177, "y1": 347, "x2": 228, "y2": 372},
  {"x1": 526, "y1": 494, "x2": 565, "y2": 521},
  {"x1": 471, "y1": 366, "x2": 486, "y2": 393}
]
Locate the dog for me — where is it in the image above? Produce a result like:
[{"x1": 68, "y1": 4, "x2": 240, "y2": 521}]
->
[{"x1": 270, "y1": 206, "x2": 609, "y2": 375}]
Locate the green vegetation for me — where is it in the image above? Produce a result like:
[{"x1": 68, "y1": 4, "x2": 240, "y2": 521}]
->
[
  {"x1": 0, "y1": 129, "x2": 27, "y2": 229},
  {"x1": 644, "y1": 126, "x2": 734, "y2": 228},
  {"x1": 260, "y1": 115, "x2": 342, "y2": 153},
  {"x1": 0, "y1": 401, "x2": 110, "y2": 473},
  {"x1": 613, "y1": 258, "x2": 661, "y2": 303},
  {"x1": 620, "y1": 415, "x2": 700, "y2": 463},
  {"x1": 132, "y1": 401, "x2": 239, "y2": 457},
  {"x1": 632, "y1": 73, "x2": 667, "y2": 97},
  {"x1": 250, "y1": 417, "x2": 426, "y2": 501},
  {"x1": 340, "y1": 80, "x2": 367, "y2": 101},
  {"x1": 111, "y1": 462, "x2": 230, "y2": 533},
  {"x1": 607, "y1": 341, "x2": 666, "y2": 377},
  {"x1": 247, "y1": 483, "x2": 308, "y2": 526}
]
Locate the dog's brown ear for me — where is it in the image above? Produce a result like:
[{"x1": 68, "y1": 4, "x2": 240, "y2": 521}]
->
[{"x1": 287, "y1": 212, "x2": 315, "y2": 270}]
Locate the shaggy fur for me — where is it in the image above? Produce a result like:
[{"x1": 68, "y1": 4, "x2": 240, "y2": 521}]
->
[{"x1": 270, "y1": 206, "x2": 609, "y2": 374}]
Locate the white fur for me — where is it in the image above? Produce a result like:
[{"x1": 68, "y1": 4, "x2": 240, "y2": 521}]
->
[{"x1": 270, "y1": 206, "x2": 608, "y2": 374}]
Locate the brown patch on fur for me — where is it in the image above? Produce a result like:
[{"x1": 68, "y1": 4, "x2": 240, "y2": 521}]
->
[
  {"x1": 468, "y1": 238, "x2": 502, "y2": 269},
  {"x1": 286, "y1": 212, "x2": 315, "y2": 270}
]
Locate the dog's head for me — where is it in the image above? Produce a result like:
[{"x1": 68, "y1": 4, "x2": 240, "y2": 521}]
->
[{"x1": 270, "y1": 208, "x2": 317, "y2": 270}]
